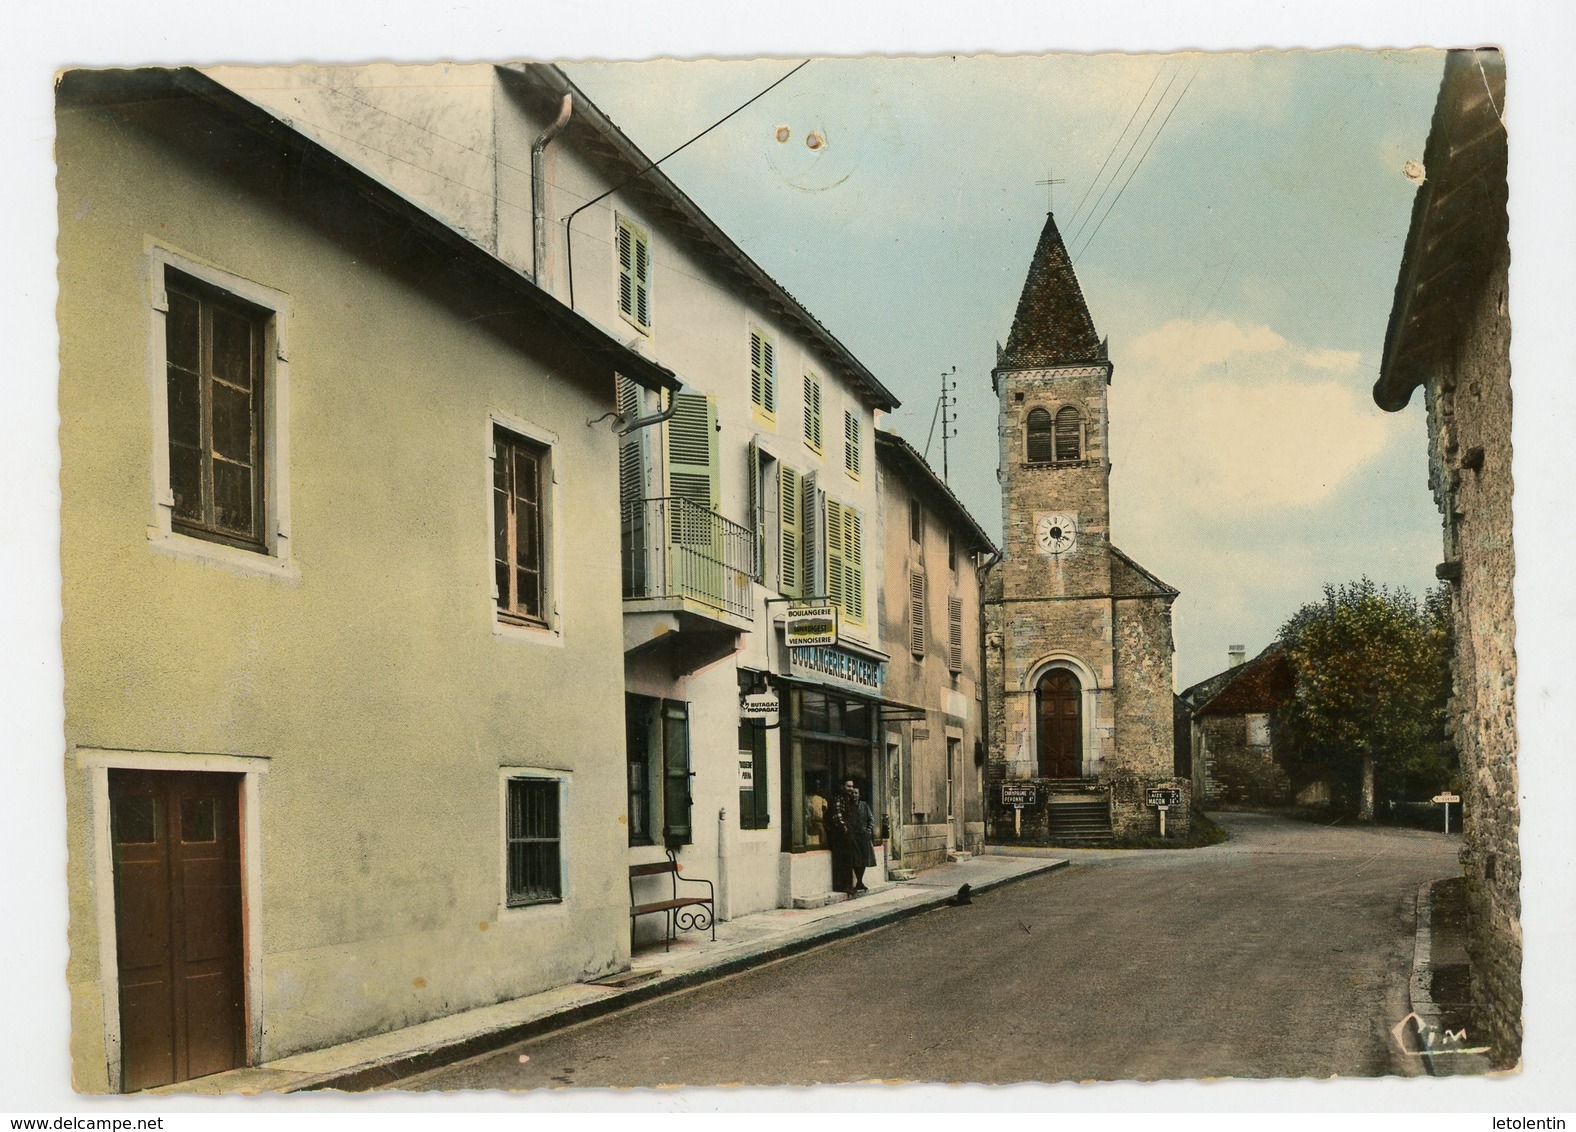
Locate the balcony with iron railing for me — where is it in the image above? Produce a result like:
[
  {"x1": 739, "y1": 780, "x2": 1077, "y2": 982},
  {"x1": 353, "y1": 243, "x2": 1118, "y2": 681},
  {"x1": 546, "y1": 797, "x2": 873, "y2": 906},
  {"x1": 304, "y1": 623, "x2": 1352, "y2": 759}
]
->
[{"x1": 621, "y1": 496, "x2": 756, "y2": 623}]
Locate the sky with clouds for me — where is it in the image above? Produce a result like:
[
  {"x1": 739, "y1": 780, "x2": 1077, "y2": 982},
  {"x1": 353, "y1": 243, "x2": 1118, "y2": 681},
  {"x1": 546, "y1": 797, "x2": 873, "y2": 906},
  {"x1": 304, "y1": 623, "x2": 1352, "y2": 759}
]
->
[{"x1": 563, "y1": 50, "x2": 1448, "y2": 687}]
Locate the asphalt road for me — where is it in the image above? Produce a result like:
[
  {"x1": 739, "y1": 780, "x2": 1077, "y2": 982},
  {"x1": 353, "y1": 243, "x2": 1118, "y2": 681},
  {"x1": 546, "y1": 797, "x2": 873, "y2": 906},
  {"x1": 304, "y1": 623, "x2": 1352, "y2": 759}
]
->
[{"x1": 403, "y1": 812, "x2": 1459, "y2": 1090}]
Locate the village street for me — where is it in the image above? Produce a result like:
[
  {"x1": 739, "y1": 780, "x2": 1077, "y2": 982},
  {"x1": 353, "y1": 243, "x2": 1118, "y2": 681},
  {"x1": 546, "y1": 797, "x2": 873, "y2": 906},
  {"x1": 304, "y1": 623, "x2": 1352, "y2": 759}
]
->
[{"x1": 399, "y1": 812, "x2": 1459, "y2": 1091}]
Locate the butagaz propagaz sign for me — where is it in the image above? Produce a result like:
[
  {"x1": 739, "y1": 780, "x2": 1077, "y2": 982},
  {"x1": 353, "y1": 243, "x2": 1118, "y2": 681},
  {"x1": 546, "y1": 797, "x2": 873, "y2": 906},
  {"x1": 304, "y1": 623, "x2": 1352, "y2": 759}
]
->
[{"x1": 741, "y1": 693, "x2": 780, "y2": 721}]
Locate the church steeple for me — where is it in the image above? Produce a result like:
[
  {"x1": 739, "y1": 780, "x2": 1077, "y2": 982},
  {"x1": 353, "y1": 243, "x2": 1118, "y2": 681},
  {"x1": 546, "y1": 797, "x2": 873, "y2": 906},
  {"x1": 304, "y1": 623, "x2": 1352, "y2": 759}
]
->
[{"x1": 999, "y1": 213, "x2": 1103, "y2": 370}]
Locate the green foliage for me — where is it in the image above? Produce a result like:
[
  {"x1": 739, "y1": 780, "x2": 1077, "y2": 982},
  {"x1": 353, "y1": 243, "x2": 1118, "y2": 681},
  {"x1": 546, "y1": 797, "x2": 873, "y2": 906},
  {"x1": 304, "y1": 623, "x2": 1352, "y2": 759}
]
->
[{"x1": 1276, "y1": 578, "x2": 1454, "y2": 814}]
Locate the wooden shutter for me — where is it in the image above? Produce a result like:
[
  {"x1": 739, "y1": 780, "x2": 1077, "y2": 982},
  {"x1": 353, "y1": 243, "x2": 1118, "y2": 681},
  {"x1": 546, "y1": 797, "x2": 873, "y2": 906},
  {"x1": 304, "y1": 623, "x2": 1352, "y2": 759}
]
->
[
  {"x1": 1055, "y1": 406, "x2": 1082, "y2": 461},
  {"x1": 779, "y1": 463, "x2": 801, "y2": 598},
  {"x1": 661, "y1": 699, "x2": 692, "y2": 844},
  {"x1": 825, "y1": 497, "x2": 845, "y2": 614},
  {"x1": 803, "y1": 472, "x2": 824, "y2": 599},
  {"x1": 751, "y1": 331, "x2": 776, "y2": 416},
  {"x1": 1026, "y1": 408, "x2": 1054, "y2": 463},
  {"x1": 618, "y1": 220, "x2": 650, "y2": 330},
  {"x1": 666, "y1": 392, "x2": 718, "y2": 546},
  {"x1": 803, "y1": 373, "x2": 822, "y2": 450},
  {"x1": 845, "y1": 506, "x2": 864, "y2": 623},
  {"x1": 948, "y1": 595, "x2": 964, "y2": 672},
  {"x1": 747, "y1": 437, "x2": 764, "y2": 582},
  {"x1": 843, "y1": 410, "x2": 861, "y2": 477},
  {"x1": 910, "y1": 570, "x2": 926, "y2": 656}
]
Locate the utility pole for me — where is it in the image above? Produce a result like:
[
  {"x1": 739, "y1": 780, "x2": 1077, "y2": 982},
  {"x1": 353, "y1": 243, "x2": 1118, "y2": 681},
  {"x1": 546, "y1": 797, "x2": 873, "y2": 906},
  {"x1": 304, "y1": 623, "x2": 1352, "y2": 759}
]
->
[{"x1": 940, "y1": 366, "x2": 957, "y2": 484}]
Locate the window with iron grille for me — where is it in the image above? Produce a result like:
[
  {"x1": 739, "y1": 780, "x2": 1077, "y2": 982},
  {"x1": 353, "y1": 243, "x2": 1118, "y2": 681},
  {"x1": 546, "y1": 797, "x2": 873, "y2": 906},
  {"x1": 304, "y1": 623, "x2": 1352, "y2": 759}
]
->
[
  {"x1": 164, "y1": 270, "x2": 268, "y2": 551},
  {"x1": 617, "y1": 216, "x2": 651, "y2": 333},
  {"x1": 506, "y1": 777, "x2": 562, "y2": 906},
  {"x1": 493, "y1": 428, "x2": 549, "y2": 626}
]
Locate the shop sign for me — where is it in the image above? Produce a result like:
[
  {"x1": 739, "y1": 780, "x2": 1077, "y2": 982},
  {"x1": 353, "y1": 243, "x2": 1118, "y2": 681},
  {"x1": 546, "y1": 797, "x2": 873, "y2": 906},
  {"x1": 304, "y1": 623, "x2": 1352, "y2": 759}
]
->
[
  {"x1": 741, "y1": 692, "x2": 780, "y2": 721},
  {"x1": 788, "y1": 643, "x2": 884, "y2": 693},
  {"x1": 786, "y1": 606, "x2": 838, "y2": 648},
  {"x1": 738, "y1": 759, "x2": 755, "y2": 787}
]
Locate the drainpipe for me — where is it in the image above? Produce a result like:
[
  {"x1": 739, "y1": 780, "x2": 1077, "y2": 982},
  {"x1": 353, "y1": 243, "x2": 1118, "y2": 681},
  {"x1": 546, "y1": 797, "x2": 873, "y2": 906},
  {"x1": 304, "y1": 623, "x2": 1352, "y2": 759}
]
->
[
  {"x1": 716, "y1": 807, "x2": 731, "y2": 922},
  {"x1": 531, "y1": 94, "x2": 573, "y2": 287}
]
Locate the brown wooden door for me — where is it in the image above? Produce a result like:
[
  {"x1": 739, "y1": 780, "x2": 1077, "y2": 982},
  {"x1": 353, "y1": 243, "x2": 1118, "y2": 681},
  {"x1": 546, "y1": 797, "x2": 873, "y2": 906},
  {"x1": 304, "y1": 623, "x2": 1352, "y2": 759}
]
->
[
  {"x1": 109, "y1": 769, "x2": 245, "y2": 1091},
  {"x1": 1036, "y1": 670, "x2": 1082, "y2": 778}
]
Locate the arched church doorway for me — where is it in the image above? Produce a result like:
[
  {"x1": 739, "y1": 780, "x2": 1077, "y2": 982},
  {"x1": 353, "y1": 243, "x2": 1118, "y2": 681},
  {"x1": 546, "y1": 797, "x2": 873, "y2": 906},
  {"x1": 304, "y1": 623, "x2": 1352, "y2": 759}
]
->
[{"x1": 1036, "y1": 669, "x2": 1082, "y2": 778}]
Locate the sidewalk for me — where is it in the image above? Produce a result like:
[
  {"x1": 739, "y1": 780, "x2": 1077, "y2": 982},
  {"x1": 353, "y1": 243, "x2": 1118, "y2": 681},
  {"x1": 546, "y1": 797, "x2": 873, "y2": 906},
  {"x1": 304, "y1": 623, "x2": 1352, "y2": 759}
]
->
[{"x1": 153, "y1": 851, "x2": 1067, "y2": 1095}]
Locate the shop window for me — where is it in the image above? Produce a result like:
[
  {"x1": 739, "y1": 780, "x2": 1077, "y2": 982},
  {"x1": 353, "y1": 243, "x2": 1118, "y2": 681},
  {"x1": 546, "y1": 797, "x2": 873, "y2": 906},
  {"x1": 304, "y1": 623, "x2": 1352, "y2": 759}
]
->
[
  {"x1": 784, "y1": 687, "x2": 881, "y2": 853},
  {"x1": 506, "y1": 777, "x2": 562, "y2": 906}
]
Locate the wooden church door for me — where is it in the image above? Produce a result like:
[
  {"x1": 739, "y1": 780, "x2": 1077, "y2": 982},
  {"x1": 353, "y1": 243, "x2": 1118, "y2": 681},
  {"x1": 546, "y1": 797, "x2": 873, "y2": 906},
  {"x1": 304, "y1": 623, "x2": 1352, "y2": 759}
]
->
[{"x1": 1036, "y1": 670, "x2": 1082, "y2": 778}]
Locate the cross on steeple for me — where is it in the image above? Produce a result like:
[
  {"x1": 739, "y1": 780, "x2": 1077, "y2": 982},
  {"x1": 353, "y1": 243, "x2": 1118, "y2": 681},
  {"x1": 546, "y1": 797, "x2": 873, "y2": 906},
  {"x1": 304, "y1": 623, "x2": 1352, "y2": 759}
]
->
[{"x1": 1035, "y1": 169, "x2": 1066, "y2": 213}]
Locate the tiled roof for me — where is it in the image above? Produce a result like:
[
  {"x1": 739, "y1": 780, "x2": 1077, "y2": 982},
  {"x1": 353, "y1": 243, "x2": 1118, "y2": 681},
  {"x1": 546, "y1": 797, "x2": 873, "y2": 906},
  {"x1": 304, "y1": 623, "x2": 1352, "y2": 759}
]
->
[
  {"x1": 1181, "y1": 643, "x2": 1295, "y2": 716},
  {"x1": 999, "y1": 212, "x2": 1104, "y2": 370}
]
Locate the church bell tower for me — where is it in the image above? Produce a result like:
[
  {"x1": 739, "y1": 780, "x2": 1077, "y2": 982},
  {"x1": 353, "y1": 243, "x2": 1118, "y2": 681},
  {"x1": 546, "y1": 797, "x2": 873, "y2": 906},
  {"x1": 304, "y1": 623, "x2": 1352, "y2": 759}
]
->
[{"x1": 983, "y1": 212, "x2": 1186, "y2": 842}]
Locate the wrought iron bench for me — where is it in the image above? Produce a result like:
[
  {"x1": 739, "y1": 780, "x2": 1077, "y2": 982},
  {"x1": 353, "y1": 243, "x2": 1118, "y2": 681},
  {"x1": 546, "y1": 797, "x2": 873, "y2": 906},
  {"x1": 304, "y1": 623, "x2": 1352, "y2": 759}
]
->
[{"x1": 629, "y1": 851, "x2": 715, "y2": 952}]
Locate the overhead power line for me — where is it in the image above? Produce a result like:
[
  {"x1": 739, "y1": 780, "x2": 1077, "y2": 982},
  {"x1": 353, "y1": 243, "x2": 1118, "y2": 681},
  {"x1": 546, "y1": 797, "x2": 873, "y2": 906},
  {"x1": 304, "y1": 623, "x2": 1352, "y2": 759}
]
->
[
  {"x1": 1068, "y1": 64, "x2": 1183, "y2": 248},
  {"x1": 1065, "y1": 63, "x2": 1165, "y2": 231}
]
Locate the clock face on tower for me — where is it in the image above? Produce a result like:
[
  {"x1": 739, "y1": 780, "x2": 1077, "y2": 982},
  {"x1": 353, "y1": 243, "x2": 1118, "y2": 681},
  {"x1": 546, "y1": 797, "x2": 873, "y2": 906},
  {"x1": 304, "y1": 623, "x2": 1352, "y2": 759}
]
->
[{"x1": 1035, "y1": 512, "x2": 1078, "y2": 556}]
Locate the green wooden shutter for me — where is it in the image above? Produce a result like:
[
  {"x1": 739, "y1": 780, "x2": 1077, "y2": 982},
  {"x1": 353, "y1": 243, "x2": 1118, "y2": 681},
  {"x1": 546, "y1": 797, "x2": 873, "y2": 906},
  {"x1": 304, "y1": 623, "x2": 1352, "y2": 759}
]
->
[
  {"x1": 618, "y1": 223, "x2": 635, "y2": 322},
  {"x1": 843, "y1": 410, "x2": 861, "y2": 478},
  {"x1": 747, "y1": 437, "x2": 764, "y2": 583},
  {"x1": 948, "y1": 595, "x2": 964, "y2": 672},
  {"x1": 661, "y1": 699, "x2": 692, "y2": 845},
  {"x1": 634, "y1": 229, "x2": 650, "y2": 329},
  {"x1": 909, "y1": 569, "x2": 926, "y2": 655},
  {"x1": 826, "y1": 497, "x2": 845, "y2": 614},
  {"x1": 667, "y1": 392, "x2": 718, "y2": 545},
  {"x1": 803, "y1": 472, "x2": 823, "y2": 599},
  {"x1": 845, "y1": 506, "x2": 865, "y2": 623},
  {"x1": 803, "y1": 373, "x2": 822, "y2": 450},
  {"x1": 618, "y1": 220, "x2": 651, "y2": 330},
  {"x1": 779, "y1": 464, "x2": 801, "y2": 598}
]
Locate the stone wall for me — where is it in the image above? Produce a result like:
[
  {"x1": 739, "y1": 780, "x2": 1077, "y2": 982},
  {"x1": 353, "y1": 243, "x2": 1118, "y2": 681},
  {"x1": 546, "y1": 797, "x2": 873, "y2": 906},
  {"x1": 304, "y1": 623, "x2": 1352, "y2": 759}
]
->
[
  {"x1": 1426, "y1": 243, "x2": 1518, "y2": 1068},
  {"x1": 1196, "y1": 715, "x2": 1292, "y2": 807}
]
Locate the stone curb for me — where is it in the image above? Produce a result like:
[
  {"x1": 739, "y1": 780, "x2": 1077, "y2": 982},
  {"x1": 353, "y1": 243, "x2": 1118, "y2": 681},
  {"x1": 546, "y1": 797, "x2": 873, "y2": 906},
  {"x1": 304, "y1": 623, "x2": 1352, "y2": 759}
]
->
[
  {"x1": 1404, "y1": 878, "x2": 1490, "y2": 1077},
  {"x1": 290, "y1": 859, "x2": 1070, "y2": 1093}
]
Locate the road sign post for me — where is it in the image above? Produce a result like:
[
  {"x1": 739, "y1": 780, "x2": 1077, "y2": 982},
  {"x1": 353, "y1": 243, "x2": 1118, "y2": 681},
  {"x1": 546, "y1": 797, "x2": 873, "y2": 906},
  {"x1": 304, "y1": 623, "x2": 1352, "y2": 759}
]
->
[
  {"x1": 1001, "y1": 784, "x2": 1036, "y2": 838},
  {"x1": 1432, "y1": 792, "x2": 1461, "y2": 834},
  {"x1": 1146, "y1": 787, "x2": 1183, "y2": 838}
]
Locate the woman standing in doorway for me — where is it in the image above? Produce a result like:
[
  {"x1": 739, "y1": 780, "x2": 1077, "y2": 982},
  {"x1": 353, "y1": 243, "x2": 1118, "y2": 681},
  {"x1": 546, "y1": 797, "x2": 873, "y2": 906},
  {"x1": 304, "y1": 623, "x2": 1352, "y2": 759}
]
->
[{"x1": 831, "y1": 778, "x2": 876, "y2": 896}]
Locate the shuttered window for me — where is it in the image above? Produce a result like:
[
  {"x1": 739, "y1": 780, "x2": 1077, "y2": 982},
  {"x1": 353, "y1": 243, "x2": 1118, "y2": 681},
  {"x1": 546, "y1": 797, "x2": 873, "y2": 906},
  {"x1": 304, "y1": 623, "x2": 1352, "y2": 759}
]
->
[
  {"x1": 165, "y1": 273, "x2": 268, "y2": 551},
  {"x1": 1055, "y1": 406, "x2": 1082, "y2": 461},
  {"x1": 506, "y1": 778, "x2": 562, "y2": 906},
  {"x1": 948, "y1": 596, "x2": 964, "y2": 673},
  {"x1": 910, "y1": 570, "x2": 927, "y2": 657},
  {"x1": 494, "y1": 428, "x2": 548, "y2": 625},
  {"x1": 750, "y1": 331, "x2": 776, "y2": 418},
  {"x1": 825, "y1": 500, "x2": 865, "y2": 626},
  {"x1": 843, "y1": 410, "x2": 861, "y2": 479},
  {"x1": 803, "y1": 373, "x2": 823, "y2": 452},
  {"x1": 617, "y1": 217, "x2": 651, "y2": 333},
  {"x1": 1026, "y1": 407, "x2": 1055, "y2": 463},
  {"x1": 667, "y1": 392, "x2": 719, "y2": 547},
  {"x1": 779, "y1": 464, "x2": 802, "y2": 597}
]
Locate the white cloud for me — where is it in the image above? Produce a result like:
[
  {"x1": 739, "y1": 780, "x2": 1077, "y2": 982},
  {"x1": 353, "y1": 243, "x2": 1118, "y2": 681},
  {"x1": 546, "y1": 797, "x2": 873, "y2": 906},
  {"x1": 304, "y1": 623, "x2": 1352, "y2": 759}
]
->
[
  {"x1": 1304, "y1": 347, "x2": 1363, "y2": 371},
  {"x1": 1130, "y1": 318, "x2": 1285, "y2": 377},
  {"x1": 1113, "y1": 319, "x2": 1393, "y2": 512}
]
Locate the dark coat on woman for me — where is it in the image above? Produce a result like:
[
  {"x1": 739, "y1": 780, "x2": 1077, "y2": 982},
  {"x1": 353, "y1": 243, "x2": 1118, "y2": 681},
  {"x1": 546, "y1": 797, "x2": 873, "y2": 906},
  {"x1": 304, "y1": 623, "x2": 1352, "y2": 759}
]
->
[{"x1": 831, "y1": 786, "x2": 877, "y2": 868}]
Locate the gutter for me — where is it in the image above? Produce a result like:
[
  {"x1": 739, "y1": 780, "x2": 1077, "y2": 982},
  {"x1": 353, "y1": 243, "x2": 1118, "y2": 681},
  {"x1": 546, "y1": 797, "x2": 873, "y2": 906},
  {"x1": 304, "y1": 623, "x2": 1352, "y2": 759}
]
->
[{"x1": 531, "y1": 94, "x2": 573, "y2": 286}]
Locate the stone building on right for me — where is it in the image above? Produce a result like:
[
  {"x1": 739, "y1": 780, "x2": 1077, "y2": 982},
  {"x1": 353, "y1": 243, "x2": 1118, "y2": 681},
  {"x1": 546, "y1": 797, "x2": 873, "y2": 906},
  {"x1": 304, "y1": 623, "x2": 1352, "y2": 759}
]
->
[{"x1": 1374, "y1": 48, "x2": 1516, "y2": 1068}]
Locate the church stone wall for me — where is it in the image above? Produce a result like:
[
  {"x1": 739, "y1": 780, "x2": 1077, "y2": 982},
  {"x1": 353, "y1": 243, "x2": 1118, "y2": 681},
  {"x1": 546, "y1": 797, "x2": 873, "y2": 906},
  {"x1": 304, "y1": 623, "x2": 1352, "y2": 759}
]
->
[{"x1": 1110, "y1": 594, "x2": 1189, "y2": 837}]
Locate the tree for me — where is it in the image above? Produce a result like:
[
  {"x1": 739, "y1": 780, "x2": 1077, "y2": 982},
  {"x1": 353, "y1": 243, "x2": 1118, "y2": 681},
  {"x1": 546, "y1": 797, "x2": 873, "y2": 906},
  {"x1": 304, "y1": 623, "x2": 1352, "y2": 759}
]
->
[{"x1": 1276, "y1": 578, "x2": 1453, "y2": 821}]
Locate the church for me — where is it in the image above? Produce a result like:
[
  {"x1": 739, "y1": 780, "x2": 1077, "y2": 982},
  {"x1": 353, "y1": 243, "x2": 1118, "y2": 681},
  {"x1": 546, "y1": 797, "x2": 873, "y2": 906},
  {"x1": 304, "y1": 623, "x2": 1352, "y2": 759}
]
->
[{"x1": 983, "y1": 213, "x2": 1189, "y2": 841}]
